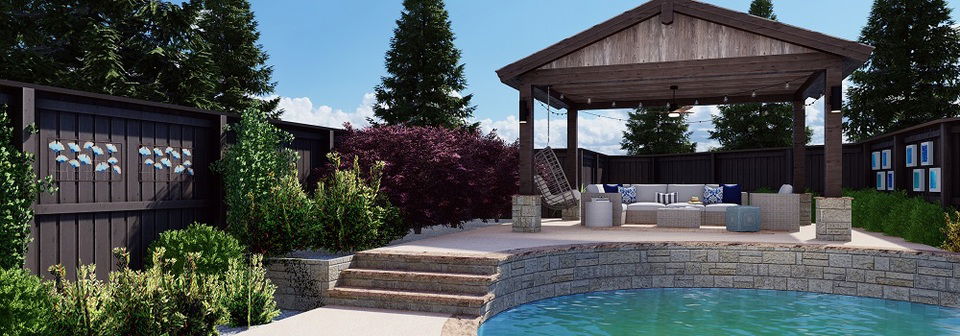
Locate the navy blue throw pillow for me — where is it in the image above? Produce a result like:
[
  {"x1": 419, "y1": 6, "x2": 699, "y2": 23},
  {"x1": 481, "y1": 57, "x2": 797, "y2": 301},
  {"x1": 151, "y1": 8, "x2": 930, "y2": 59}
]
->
[
  {"x1": 603, "y1": 184, "x2": 621, "y2": 193},
  {"x1": 722, "y1": 184, "x2": 742, "y2": 204}
]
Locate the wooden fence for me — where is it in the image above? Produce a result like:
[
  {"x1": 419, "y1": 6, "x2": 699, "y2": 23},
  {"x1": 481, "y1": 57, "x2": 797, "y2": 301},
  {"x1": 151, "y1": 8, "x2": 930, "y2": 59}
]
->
[
  {"x1": 0, "y1": 80, "x2": 343, "y2": 279},
  {"x1": 551, "y1": 117, "x2": 959, "y2": 209}
]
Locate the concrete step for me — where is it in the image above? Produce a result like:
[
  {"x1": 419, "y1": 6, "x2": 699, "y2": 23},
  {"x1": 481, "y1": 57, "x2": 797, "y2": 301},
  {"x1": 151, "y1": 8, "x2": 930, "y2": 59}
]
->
[
  {"x1": 338, "y1": 268, "x2": 496, "y2": 295},
  {"x1": 326, "y1": 287, "x2": 491, "y2": 316},
  {"x1": 352, "y1": 251, "x2": 503, "y2": 275}
]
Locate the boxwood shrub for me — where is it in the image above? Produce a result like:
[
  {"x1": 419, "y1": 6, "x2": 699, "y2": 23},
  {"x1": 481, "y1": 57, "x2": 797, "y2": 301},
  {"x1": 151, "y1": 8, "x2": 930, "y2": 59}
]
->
[{"x1": 845, "y1": 189, "x2": 955, "y2": 247}]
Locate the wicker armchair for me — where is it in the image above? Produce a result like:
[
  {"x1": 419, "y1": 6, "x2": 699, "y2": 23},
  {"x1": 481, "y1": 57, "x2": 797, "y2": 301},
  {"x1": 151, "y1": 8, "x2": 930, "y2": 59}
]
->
[
  {"x1": 581, "y1": 192, "x2": 623, "y2": 227},
  {"x1": 747, "y1": 193, "x2": 812, "y2": 232}
]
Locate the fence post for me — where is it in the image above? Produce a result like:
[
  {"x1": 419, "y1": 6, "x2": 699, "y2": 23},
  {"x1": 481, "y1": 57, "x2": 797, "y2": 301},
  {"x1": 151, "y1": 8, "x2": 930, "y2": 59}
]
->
[
  {"x1": 893, "y1": 134, "x2": 905, "y2": 191},
  {"x1": 941, "y1": 122, "x2": 953, "y2": 208},
  {"x1": 216, "y1": 114, "x2": 228, "y2": 227}
]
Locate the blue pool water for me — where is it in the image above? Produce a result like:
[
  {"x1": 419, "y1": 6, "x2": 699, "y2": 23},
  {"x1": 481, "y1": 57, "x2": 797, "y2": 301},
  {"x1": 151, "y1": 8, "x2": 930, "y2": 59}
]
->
[{"x1": 478, "y1": 288, "x2": 960, "y2": 335}]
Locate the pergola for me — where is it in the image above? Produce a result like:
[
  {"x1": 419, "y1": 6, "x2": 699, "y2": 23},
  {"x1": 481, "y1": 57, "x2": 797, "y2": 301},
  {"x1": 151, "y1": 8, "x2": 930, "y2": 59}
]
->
[{"x1": 497, "y1": 0, "x2": 873, "y2": 199}]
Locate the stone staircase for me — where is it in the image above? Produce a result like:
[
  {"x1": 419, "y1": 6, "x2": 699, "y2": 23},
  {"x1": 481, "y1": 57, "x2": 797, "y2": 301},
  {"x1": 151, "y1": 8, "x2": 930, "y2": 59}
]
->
[{"x1": 326, "y1": 251, "x2": 502, "y2": 316}]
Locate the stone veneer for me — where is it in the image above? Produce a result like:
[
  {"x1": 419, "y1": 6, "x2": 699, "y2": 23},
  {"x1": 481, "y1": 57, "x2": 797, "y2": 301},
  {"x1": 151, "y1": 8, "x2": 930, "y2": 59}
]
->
[
  {"x1": 816, "y1": 197, "x2": 853, "y2": 241},
  {"x1": 481, "y1": 242, "x2": 960, "y2": 322},
  {"x1": 561, "y1": 205, "x2": 580, "y2": 221},
  {"x1": 266, "y1": 255, "x2": 353, "y2": 310},
  {"x1": 512, "y1": 195, "x2": 542, "y2": 233}
]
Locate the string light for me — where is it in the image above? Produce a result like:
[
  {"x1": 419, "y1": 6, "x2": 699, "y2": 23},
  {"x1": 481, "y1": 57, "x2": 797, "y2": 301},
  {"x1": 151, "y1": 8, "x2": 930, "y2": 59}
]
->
[
  {"x1": 587, "y1": 98, "x2": 592, "y2": 104},
  {"x1": 723, "y1": 96, "x2": 729, "y2": 103},
  {"x1": 612, "y1": 101, "x2": 616, "y2": 107},
  {"x1": 560, "y1": 94, "x2": 564, "y2": 100},
  {"x1": 785, "y1": 83, "x2": 791, "y2": 90},
  {"x1": 751, "y1": 91, "x2": 757, "y2": 98}
]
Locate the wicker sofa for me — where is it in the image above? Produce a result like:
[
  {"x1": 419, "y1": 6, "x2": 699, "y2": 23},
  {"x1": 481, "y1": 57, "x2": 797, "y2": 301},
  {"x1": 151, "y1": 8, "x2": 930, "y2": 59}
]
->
[{"x1": 582, "y1": 184, "x2": 747, "y2": 227}]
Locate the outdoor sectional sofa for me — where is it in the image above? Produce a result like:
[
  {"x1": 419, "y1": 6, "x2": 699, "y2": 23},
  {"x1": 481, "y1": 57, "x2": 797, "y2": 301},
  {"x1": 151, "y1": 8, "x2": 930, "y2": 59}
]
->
[{"x1": 581, "y1": 184, "x2": 810, "y2": 232}]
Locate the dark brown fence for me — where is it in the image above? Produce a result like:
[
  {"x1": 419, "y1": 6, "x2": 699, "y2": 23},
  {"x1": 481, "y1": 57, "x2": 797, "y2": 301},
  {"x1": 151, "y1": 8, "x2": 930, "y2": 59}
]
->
[
  {"x1": 550, "y1": 117, "x2": 959, "y2": 209},
  {"x1": 0, "y1": 80, "x2": 343, "y2": 279}
]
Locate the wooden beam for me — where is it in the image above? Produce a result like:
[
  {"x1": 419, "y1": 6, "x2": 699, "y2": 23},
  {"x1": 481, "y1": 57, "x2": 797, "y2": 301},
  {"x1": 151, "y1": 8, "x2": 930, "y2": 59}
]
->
[
  {"x1": 823, "y1": 64, "x2": 844, "y2": 197},
  {"x1": 519, "y1": 85, "x2": 536, "y2": 195},
  {"x1": 566, "y1": 108, "x2": 579, "y2": 189},
  {"x1": 553, "y1": 71, "x2": 811, "y2": 93},
  {"x1": 521, "y1": 53, "x2": 840, "y2": 86},
  {"x1": 661, "y1": 0, "x2": 675, "y2": 25},
  {"x1": 792, "y1": 99, "x2": 806, "y2": 193}
]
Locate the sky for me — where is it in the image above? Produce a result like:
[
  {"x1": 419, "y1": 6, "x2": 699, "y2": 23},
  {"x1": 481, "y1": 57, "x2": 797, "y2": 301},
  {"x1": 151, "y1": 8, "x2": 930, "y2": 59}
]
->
[{"x1": 250, "y1": 0, "x2": 960, "y2": 154}]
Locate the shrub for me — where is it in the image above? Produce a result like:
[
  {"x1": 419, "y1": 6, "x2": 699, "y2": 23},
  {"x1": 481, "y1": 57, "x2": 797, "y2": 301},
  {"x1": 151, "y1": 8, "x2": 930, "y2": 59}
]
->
[
  {"x1": 0, "y1": 105, "x2": 55, "y2": 269},
  {"x1": 49, "y1": 264, "x2": 110, "y2": 336},
  {"x1": 334, "y1": 125, "x2": 518, "y2": 233},
  {"x1": 147, "y1": 223, "x2": 245, "y2": 274},
  {"x1": 103, "y1": 247, "x2": 226, "y2": 336},
  {"x1": 846, "y1": 189, "x2": 952, "y2": 247},
  {"x1": 214, "y1": 107, "x2": 308, "y2": 255},
  {"x1": 0, "y1": 268, "x2": 55, "y2": 335},
  {"x1": 940, "y1": 211, "x2": 960, "y2": 252},
  {"x1": 312, "y1": 153, "x2": 404, "y2": 252},
  {"x1": 222, "y1": 254, "x2": 280, "y2": 327},
  {"x1": 247, "y1": 174, "x2": 314, "y2": 255}
]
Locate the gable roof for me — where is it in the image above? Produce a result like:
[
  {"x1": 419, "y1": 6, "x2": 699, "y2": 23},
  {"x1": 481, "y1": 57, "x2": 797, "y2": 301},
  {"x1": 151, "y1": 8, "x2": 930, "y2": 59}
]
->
[{"x1": 497, "y1": 0, "x2": 873, "y2": 83}]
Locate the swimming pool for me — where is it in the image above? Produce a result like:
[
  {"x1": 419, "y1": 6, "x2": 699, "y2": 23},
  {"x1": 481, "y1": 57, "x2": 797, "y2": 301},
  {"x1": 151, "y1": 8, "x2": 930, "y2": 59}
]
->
[{"x1": 478, "y1": 288, "x2": 960, "y2": 335}]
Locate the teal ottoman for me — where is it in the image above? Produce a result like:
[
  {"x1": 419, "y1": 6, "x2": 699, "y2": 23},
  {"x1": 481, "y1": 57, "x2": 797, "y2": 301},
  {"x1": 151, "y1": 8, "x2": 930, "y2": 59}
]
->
[{"x1": 726, "y1": 206, "x2": 761, "y2": 232}]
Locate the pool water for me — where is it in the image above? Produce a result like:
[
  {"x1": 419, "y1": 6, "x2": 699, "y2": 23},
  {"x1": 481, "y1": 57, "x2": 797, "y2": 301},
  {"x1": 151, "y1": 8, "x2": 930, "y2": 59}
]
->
[{"x1": 478, "y1": 288, "x2": 960, "y2": 335}]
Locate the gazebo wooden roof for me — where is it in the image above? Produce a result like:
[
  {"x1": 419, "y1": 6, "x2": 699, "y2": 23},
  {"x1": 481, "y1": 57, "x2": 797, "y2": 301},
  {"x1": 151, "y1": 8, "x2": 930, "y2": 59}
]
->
[{"x1": 498, "y1": 0, "x2": 873, "y2": 198}]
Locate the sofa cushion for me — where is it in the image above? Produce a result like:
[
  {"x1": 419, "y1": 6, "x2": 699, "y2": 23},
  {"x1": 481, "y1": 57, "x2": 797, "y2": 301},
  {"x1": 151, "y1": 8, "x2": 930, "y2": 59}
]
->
[
  {"x1": 703, "y1": 185, "x2": 723, "y2": 205},
  {"x1": 705, "y1": 203, "x2": 738, "y2": 212},
  {"x1": 603, "y1": 184, "x2": 621, "y2": 193},
  {"x1": 633, "y1": 184, "x2": 667, "y2": 202},
  {"x1": 586, "y1": 184, "x2": 604, "y2": 193},
  {"x1": 618, "y1": 186, "x2": 637, "y2": 204},
  {"x1": 722, "y1": 184, "x2": 742, "y2": 204},
  {"x1": 668, "y1": 184, "x2": 706, "y2": 203},
  {"x1": 778, "y1": 184, "x2": 794, "y2": 194},
  {"x1": 626, "y1": 202, "x2": 666, "y2": 211}
]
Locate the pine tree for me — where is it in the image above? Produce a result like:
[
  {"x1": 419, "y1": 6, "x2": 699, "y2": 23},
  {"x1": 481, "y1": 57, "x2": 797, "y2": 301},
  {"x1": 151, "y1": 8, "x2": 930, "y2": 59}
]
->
[
  {"x1": 845, "y1": 0, "x2": 960, "y2": 141},
  {"x1": 708, "y1": 0, "x2": 811, "y2": 150},
  {"x1": 620, "y1": 107, "x2": 697, "y2": 155},
  {"x1": 373, "y1": 0, "x2": 476, "y2": 129}
]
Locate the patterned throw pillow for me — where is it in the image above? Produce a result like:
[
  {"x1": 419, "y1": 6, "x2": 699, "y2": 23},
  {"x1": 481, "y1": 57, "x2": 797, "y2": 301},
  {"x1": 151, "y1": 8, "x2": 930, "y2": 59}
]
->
[
  {"x1": 656, "y1": 192, "x2": 677, "y2": 205},
  {"x1": 703, "y1": 185, "x2": 723, "y2": 205},
  {"x1": 618, "y1": 186, "x2": 637, "y2": 204}
]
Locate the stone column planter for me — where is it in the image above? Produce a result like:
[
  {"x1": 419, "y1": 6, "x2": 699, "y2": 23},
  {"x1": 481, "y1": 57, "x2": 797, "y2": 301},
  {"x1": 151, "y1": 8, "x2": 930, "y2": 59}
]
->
[
  {"x1": 265, "y1": 255, "x2": 353, "y2": 310},
  {"x1": 815, "y1": 197, "x2": 853, "y2": 242},
  {"x1": 512, "y1": 195, "x2": 542, "y2": 233}
]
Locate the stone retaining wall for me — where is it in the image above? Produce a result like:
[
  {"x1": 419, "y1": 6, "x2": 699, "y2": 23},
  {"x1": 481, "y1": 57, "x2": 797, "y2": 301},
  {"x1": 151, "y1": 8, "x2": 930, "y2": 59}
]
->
[
  {"x1": 483, "y1": 242, "x2": 960, "y2": 321},
  {"x1": 266, "y1": 255, "x2": 353, "y2": 310}
]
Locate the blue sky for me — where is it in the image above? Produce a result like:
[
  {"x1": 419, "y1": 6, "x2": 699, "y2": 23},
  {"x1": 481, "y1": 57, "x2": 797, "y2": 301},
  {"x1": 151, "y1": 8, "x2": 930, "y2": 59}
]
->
[{"x1": 251, "y1": 0, "x2": 960, "y2": 154}]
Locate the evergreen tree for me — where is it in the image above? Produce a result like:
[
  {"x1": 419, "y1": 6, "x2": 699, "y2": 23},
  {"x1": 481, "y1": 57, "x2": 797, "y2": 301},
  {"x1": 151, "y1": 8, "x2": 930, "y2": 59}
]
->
[
  {"x1": 0, "y1": 0, "x2": 274, "y2": 113},
  {"x1": 845, "y1": 0, "x2": 960, "y2": 141},
  {"x1": 708, "y1": 0, "x2": 811, "y2": 150},
  {"x1": 373, "y1": 0, "x2": 476, "y2": 129},
  {"x1": 620, "y1": 107, "x2": 697, "y2": 155}
]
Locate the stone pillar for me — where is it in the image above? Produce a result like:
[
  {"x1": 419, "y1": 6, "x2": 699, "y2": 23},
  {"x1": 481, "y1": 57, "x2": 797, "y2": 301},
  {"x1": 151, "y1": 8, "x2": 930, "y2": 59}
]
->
[
  {"x1": 512, "y1": 195, "x2": 542, "y2": 233},
  {"x1": 815, "y1": 197, "x2": 852, "y2": 242},
  {"x1": 561, "y1": 205, "x2": 580, "y2": 221}
]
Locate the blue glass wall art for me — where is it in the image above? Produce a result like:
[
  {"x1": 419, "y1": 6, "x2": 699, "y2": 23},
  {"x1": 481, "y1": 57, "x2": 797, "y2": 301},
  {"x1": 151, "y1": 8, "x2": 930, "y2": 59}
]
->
[
  {"x1": 67, "y1": 142, "x2": 81, "y2": 152},
  {"x1": 905, "y1": 144, "x2": 917, "y2": 167},
  {"x1": 55, "y1": 154, "x2": 68, "y2": 163},
  {"x1": 886, "y1": 171, "x2": 895, "y2": 191},
  {"x1": 929, "y1": 168, "x2": 942, "y2": 193},
  {"x1": 876, "y1": 172, "x2": 885, "y2": 191},
  {"x1": 112, "y1": 165, "x2": 122, "y2": 175},
  {"x1": 913, "y1": 169, "x2": 926, "y2": 192},
  {"x1": 48, "y1": 141, "x2": 64, "y2": 152},
  {"x1": 139, "y1": 146, "x2": 151, "y2": 156},
  {"x1": 91, "y1": 145, "x2": 104, "y2": 156},
  {"x1": 920, "y1": 141, "x2": 934, "y2": 166},
  {"x1": 881, "y1": 150, "x2": 891, "y2": 169},
  {"x1": 144, "y1": 158, "x2": 155, "y2": 166},
  {"x1": 105, "y1": 144, "x2": 118, "y2": 153},
  {"x1": 77, "y1": 154, "x2": 92, "y2": 165},
  {"x1": 95, "y1": 162, "x2": 109, "y2": 172},
  {"x1": 182, "y1": 149, "x2": 192, "y2": 157},
  {"x1": 871, "y1": 152, "x2": 880, "y2": 170}
]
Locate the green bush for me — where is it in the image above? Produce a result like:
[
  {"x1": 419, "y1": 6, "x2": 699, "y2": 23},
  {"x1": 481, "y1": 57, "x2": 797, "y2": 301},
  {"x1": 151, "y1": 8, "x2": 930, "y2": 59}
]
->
[
  {"x1": 0, "y1": 105, "x2": 55, "y2": 269},
  {"x1": 940, "y1": 210, "x2": 960, "y2": 252},
  {"x1": 214, "y1": 107, "x2": 309, "y2": 256},
  {"x1": 222, "y1": 254, "x2": 280, "y2": 327},
  {"x1": 312, "y1": 153, "x2": 405, "y2": 252},
  {"x1": 49, "y1": 264, "x2": 110, "y2": 336},
  {"x1": 846, "y1": 189, "x2": 953, "y2": 247},
  {"x1": 0, "y1": 268, "x2": 55, "y2": 336},
  {"x1": 147, "y1": 223, "x2": 245, "y2": 274}
]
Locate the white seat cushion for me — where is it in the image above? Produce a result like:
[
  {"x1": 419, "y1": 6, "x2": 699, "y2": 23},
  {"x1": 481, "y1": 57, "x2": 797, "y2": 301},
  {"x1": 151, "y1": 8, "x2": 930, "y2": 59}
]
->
[
  {"x1": 626, "y1": 202, "x2": 667, "y2": 211},
  {"x1": 586, "y1": 184, "x2": 604, "y2": 193},
  {"x1": 632, "y1": 184, "x2": 668, "y2": 203},
  {"x1": 704, "y1": 203, "x2": 739, "y2": 212},
  {"x1": 666, "y1": 203, "x2": 705, "y2": 209}
]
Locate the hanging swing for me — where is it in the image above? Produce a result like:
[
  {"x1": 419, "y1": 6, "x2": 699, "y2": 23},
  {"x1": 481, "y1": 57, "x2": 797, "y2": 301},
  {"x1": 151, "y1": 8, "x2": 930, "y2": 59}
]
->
[{"x1": 534, "y1": 87, "x2": 580, "y2": 210}]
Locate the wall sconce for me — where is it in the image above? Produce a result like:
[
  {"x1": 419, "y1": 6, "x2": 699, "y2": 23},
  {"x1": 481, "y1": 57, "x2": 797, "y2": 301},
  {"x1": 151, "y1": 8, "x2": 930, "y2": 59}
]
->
[
  {"x1": 830, "y1": 86, "x2": 842, "y2": 113},
  {"x1": 519, "y1": 98, "x2": 528, "y2": 124}
]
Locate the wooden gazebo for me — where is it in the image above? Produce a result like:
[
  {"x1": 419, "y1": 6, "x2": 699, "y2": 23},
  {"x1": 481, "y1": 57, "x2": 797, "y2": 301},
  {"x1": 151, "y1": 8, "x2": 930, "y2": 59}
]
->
[{"x1": 497, "y1": 0, "x2": 873, "y2": 203}]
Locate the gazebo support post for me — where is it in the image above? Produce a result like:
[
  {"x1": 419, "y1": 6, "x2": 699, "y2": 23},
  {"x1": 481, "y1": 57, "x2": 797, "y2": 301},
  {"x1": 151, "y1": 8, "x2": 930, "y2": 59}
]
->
[
  {"x1": 792, "y1": 99, "x2": 807, "y2": 193},
  {"x1": 562, "y1": 107, "x2": 580, "y2": 221},
  {"x1": 816, "y1": 64, "x2": 852, "y2": 241},
  {"x1": 513, "y1": 84, "x2": 542, "y2": 232}
]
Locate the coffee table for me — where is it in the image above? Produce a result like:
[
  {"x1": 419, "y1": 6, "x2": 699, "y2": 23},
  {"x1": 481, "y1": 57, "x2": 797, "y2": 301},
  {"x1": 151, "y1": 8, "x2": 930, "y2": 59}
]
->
[{"x1": 656, "y1": 207, "x2": 702, "y2": 228}]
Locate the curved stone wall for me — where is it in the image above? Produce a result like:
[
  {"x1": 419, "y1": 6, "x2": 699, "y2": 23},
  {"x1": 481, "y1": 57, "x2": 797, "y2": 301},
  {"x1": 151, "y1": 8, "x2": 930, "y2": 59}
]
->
[{"x1": 483, "y1": 242, "x2": 960, "y2": 321}]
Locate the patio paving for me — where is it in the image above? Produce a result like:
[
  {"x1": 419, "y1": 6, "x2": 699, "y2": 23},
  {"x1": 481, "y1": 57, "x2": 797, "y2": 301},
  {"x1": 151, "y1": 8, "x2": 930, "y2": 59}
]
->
[{"x1": 239, "y1": 219, "x2": 944, "y2": 336}]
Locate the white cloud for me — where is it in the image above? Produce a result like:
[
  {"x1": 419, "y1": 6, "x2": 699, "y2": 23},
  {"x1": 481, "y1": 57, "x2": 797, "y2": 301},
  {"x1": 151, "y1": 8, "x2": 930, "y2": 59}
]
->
[{"x1": 269, "y1": 93, "x2": 380, "y2": 128}]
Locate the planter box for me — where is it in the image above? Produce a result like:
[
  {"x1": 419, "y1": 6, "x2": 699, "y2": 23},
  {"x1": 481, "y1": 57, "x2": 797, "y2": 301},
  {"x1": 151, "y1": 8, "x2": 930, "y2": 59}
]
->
[{"x1": 266, "y1": 254, "x2": 353, "y2": 310}]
